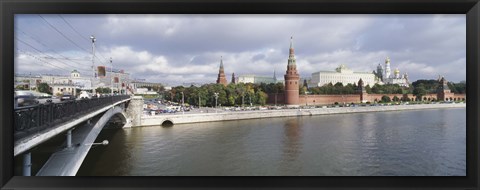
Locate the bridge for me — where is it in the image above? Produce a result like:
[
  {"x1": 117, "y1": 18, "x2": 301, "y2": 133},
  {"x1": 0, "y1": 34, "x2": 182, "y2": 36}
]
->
[{"x1": 13, "y1": 95, "x2": 141, "y2": 176}]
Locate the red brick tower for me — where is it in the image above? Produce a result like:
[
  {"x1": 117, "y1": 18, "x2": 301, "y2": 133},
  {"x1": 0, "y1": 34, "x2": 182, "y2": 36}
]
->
[
  {"x1": 437, "y1": 76, "x2": 453, "y2": 101},
  {"x1": 216, "y1": 56, "x2": 228, "y2": 86},
  {"x1": 284, "y1": 36, "x2": 300, "y2": 107},
  {"x1": 357, "y1": 78, "x2": 367, "y2": 103}
]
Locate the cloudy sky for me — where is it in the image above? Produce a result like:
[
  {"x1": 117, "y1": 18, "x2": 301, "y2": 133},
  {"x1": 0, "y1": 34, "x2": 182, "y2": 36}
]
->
[{"x1": 14, "y1": 14, "x2": 466, "y2": 86}]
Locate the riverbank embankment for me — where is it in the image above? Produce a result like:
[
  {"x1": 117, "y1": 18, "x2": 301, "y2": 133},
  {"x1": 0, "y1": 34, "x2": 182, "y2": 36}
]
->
[{"x1": 136, "y1": 103, "x2": 465, "y2": 127}]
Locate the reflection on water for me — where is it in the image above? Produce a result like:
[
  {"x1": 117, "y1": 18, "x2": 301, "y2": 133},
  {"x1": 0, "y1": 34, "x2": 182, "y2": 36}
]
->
[{"x1": 77, "y1": 108, "x2": 466, "y2": 176}]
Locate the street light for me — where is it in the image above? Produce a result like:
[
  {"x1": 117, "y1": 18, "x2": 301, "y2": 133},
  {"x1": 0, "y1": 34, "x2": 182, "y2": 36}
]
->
[
  {"x1": 90, "y1": 35, "x2": 96, "y2": 94},
  {"x1": 198, "y1": 92, "x2": 201, "y2": 109},
  {"x1": 110, "y1": 57, "x2": 113, "y2": 96},
  {"x1": 275, "y1": 92, "x2": 278, "y2": 107},
  {"x1": 214, "y1": 92, "x2": 219, "y2": 113},
  {"x1": 242, "y1": 94, "x2": 245, "y2": 109},
  {"x1": 85, "y1": 140, "x2": 109, "y2": 146},
  {"x1": 249, "y1": 94, "x2": 252, "y2": 107},
  {"x1": 305, "y1": 91, "x2": 309, "y2": 107},
  {"x1": 181, "y1": 91, "x2": 184, "y2": 114}
]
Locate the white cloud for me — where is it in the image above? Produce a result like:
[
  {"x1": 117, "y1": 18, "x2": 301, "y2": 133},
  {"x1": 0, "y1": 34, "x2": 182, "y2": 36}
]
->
[{"x1": 14, "y1": 14, "x2": 466, "y2": 85}]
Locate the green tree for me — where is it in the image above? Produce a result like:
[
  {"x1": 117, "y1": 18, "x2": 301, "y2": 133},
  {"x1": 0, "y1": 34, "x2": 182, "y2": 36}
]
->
[
  {"x1": 413, "y1": 84, "x2": 427, "y2": 100},
  {"x1": 15, "y1": 85, "x2": 27, "y2": 90},
  {"x1": 96, "y1": 87, "x2": 111, "y2": 94},
  {"x1": 392, "y1": 96, "x2": 399, "y2": 102},
  {"x1": 256, "y1": 90, "x2": 268, "y2": 105},
  {"x1": 37, "y1": 83, "x2": 51, "y2": 94},
  {"x1": 381, "y1": 95, "x2": 391, "y2": 102}
]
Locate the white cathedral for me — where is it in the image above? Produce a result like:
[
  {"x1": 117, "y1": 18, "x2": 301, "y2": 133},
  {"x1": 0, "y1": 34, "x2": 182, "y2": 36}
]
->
[{"x1": 373, "y1": 57, "x2": 410, "y2": 87}]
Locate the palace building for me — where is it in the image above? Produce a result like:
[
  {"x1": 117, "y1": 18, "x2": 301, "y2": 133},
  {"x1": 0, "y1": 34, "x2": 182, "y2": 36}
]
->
[
  {"x1": 235, "y1": 70, "x2": 280, "y2": 84},
  {"x1": 307, "y1": 64, "x2": 377, "y2": 87}
]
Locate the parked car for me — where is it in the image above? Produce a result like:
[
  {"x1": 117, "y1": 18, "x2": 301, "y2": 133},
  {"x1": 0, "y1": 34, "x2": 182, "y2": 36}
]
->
[
  {"x1": 15, "y1": 91, "x2": 39, "y2": 107},
  {"x1": 60, "y1": 94, "x2": 75, "y2": 101},
  {"x1": 33, "y1": 92, "x2": 53, "y2": 104}
]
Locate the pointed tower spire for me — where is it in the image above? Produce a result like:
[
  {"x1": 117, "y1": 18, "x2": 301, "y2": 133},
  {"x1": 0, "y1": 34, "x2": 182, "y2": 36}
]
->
[
  {"x1": 216, "y1": 56, "x2": 228, "y2": 86},
  {"x1": 220, "y1": 56, "x2": 224, "y2": 69},
  {"x1": 290, "y1": 36, "x2": 294, "y2": 49},
  {"x1": 288, "y1": 36, "x2": 295, "y2": 62},
  {"x1": 231, "y1": 72, "x2": 236, "y2": 84}
]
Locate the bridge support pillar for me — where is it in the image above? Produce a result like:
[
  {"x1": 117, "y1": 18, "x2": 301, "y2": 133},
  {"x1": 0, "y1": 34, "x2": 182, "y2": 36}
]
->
[
  {"x1": 23, "y1": 152, "x2": 31, "y2": 176},
  {"x1": 66, "y1": 129, "x2": 73, "y2": 149},
  {"x1": 125, "y1": 96, "x2": 144, "y2": 127}
]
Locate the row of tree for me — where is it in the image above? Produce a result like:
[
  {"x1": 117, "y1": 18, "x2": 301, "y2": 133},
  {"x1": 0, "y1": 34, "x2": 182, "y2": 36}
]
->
[
  {"x1": 163, "y1": 79, "x2": 466, "y2": 106},
  {"x1": 411, "y1": 80, "x2": 466, "y2": 98},
  {"x1": 303, "y1": 80, "x2": 466, "y2": 100},
  {"x1": 164, "y1": 83, "x2": 270, "y2": 107}
]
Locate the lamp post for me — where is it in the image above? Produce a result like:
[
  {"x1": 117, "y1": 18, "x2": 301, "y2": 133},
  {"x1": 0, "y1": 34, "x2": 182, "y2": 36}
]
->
[
  {"x1": 305, "y1": 91, "x2": 308, "y2": 106},
  {"x1": 242, "y1": 94, "x2": 245, "y2": 109},
  {"x1": 275, "y1": 93, "x2": 277, "y2": 107},
  {"x1": 181, "y1": 91, "x2": 184, "y2": 114},
  {"x1": 110, "y1": 57, "x2": 113, "y2": 96},
  {"x1": 249, "y1": 94, "x2": 252, "y2": 107},
  {"x1": 198, "y1": 93, "x2": 201, "y2": 109},
  {"x1": 214, "y1": 92, "x2": 219, "y2": 113},
  {"x1": 85, "y1": 140, "x2": 109, "y2": 146},
  {"x1": 90, "y1": 35, "x2": 96, "y2": 94},
  {"x1": 29, "y1": 72, "x2": 32, "y2": 91}
]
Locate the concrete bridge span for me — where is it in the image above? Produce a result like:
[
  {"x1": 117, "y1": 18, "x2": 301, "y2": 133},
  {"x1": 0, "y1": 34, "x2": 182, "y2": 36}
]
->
[{"x1": 36, "y1": 105, "x2": 128, "y2": 176}]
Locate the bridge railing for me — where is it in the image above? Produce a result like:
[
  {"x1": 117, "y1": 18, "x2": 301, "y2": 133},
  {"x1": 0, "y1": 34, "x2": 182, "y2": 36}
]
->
[{"x1": 14, "y1": 95, "x2": 131, "y2": 140}]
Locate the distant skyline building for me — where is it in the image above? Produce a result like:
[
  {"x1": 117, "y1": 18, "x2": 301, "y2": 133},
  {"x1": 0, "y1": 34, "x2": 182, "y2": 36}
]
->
[
  {"x1": 15, "y1": 69, "x2": 132, "y2": 95},
  {"x1": 216, "y1": 56, "x2": 228, "y2": 86},
  {"x1": 236, "y1": 71, "x2": 280, "y2": 84},
  {"x1": 284, "y1": 36, "x2": 300, "y2": 107}
]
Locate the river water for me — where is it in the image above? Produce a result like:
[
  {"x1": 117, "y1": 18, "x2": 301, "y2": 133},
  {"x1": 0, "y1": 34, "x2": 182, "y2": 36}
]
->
[{"x1": 77, "y1": 108, "x2": 466, "y2": 176}]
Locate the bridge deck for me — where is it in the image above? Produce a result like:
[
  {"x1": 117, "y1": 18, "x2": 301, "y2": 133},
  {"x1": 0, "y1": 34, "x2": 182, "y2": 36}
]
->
[{"x1": 14, "y1": 98, "x2": 130, "y2": 157}]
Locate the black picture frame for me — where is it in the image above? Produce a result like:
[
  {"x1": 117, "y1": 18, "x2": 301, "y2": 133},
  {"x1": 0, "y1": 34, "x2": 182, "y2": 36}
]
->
[{"x1": 1, "y1": 0, "x2": 479, "y2": 189}]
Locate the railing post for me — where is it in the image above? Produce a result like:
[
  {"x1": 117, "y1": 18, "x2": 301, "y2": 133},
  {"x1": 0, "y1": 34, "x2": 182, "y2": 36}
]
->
[
  {"x1": 23, "y1": 152, "x2": 31, "y2": 176},
  {"x1": 14, "y1": 96, "x2": 18, "y2": 109},
  {"x1": 36, "y1": 106, "x2": 40, "y2": 129}
]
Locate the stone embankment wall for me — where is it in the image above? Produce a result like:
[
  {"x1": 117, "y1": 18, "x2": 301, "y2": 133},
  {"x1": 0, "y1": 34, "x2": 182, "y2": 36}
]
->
[{"x1": 138, "y1": 103, "x2": 465, "y2": 127}]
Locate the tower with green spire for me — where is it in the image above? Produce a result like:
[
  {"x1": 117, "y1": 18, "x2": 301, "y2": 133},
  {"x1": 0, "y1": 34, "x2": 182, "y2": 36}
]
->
[{"x1": 284, "y1": 36, "x2": 300, "y2": 107}]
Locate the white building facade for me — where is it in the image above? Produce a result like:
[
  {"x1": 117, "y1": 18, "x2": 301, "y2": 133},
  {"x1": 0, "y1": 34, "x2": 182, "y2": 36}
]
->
[
  {"x1": 15, "y1": 69, "x2": 132, "y2": 95},
  {"x1": 236, "y1": 70, "x2": 282, "y2": 84},
  {"x1": 308, "y1": 64, "x2": 377, "y2": 87}
]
